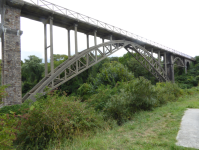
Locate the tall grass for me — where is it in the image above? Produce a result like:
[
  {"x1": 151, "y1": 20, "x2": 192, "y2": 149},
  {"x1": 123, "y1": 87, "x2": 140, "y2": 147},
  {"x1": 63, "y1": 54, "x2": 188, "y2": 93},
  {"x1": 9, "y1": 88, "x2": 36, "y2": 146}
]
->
[{"x1": 0, "y1": 78, "x2": 198, "y2": 149}]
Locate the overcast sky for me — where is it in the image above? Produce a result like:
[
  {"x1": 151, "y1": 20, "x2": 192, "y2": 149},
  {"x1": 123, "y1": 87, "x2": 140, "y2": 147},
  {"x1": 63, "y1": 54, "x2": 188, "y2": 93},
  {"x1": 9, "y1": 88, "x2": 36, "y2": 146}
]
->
[{"x1": 1, "y1": 0, "x2": 199, "y2": 62}]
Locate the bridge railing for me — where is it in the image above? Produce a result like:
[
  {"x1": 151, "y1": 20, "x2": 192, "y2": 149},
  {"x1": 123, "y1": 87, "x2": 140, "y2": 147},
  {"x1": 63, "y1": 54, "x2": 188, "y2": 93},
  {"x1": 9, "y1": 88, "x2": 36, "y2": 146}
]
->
[{"x1": 24, "y1": 0, "x2": 195, "y2": 60}]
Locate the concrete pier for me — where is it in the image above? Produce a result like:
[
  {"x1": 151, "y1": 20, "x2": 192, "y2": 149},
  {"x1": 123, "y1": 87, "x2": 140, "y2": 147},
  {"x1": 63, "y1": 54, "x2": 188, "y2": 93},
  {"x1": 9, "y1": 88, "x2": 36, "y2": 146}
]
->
[{"x1": 1, "y1": 1, "x2": 23, "y2": 105}]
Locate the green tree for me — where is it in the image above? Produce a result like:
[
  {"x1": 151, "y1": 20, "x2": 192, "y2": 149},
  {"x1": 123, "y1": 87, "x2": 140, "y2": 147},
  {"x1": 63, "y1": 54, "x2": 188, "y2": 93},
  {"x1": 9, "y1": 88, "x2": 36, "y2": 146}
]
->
[
  {"x1": 90, "y1": 61, "x2": 134, "y2": 88},
  {"x1": 22, "y1": 55, "x2": 44, "y2": 95},
  {"x1": 119, "y1": 53, "x2": 157, "y2": 84}
]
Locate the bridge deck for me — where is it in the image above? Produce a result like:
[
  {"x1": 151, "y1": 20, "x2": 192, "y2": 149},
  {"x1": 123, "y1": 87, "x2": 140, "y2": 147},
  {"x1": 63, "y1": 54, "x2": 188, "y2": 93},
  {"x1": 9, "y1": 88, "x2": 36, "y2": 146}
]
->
[{"x1": 6, "y1": 0, "x2": 195, "y2": 61}]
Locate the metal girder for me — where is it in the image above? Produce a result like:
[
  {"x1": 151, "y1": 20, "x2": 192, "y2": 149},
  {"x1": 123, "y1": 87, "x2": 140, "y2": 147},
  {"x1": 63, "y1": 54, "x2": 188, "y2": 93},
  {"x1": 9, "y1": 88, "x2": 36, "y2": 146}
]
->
[{"x1": 124, "y1": 43, "x2": 170, "y2": 82}]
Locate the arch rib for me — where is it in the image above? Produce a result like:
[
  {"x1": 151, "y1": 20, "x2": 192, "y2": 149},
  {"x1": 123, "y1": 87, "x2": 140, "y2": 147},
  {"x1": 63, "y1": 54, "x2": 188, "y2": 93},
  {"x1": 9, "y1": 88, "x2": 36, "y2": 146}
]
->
[
  {"x1": 22, "y1": 40, "x2": 170, "y2": 102},
  {"x1": 124, "y1": 43, "x2": 170, "y2": 82},
  {"x1": 22, "y1": 40, "x2": 127, "y2": 102},
  {"x1": 173, "y1": 57, "x2": 185, "y2": 67}
]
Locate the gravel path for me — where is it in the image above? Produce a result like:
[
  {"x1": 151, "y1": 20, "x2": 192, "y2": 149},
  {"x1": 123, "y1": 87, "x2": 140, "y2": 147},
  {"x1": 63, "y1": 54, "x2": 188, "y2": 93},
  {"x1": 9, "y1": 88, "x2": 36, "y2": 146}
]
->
[{"x1": 176, "y1": 109, "x2": 199, "y2": 149}]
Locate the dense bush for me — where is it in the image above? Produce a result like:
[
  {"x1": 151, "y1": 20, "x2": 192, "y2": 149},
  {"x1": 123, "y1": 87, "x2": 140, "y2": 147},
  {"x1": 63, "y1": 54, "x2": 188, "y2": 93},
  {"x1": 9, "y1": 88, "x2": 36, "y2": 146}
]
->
[
  {"x1": 14, "y1": 95, "x2": 106, "y2": 150},
  {"x1": 103, "y1": 77, "x2": 157, "y2": 125},
  {"x1": 124, "y1": 77, "x2": 157, "y2": 111},
  {"x1": 91, "y1": 61, "x2": 134, "y2": 88},
  {"x1": 0, "y1": 85, "x2": 9, "y2": 105},
  {"x1": 103, "y1": 89, "x2": 131, "y2": 125},
  {"x1": 175, "y1": 56, "x2": 199, "y2": 89},
  {"x1": 87, "y1": 85, "x2": 120, "y2": 112},
  {"x1": 0, "y1": 101, "x2": 30, "y2": 116},
  {"x1": 77, "y1": 83, "x2": 94, "y2": 101},
  {"x1": 0, "y1": 113, "x2": 21, "y2": 150},
  {"x1": 155, "y1": 82, "x2": 183, "y2": 105}
]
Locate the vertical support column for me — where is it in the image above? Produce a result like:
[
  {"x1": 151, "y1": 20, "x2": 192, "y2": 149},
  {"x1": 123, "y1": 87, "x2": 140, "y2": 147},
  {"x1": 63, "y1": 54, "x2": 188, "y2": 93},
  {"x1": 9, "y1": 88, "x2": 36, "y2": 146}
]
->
[
  {"x1": 67, "y1": 29, "x2": 71, "y2": 76},
  {"x1": 74, "y1": 24, "x2": 78, "y2": 72},
  {"x1": 94, "y1": 30, "x2": 97, "y2": 61},
  {"x1": 74, "y1": 24, "x2": 78, "y2": 56},
  {"x1": 164, "y1": 52, "x2": 167, "y2": 75},
  {"x1": 102, "y1": 38, "x2": 105, "y2": 55},
  {"x1": 1, "y1": 3, "x2": 23, "y2": 106},
  {"x1": 151, "y1": 48, "x2": 153, "y2": 56},
  {"x1": 184, "y1": 59, "x2": 187, "y2": 74},
  {"x1": 86, "y1": 34, "x2": 89, "y2": 49},
  {"x1": 171, "y1": 55, "x2": 175, "y2": 83},
  {"x1": 86, "y1": 34, "x2": 89, "y2": 67},
  {"x1": 158, "y1": 51, "x2": 161, "y2": 65},
  {"x1": 110, "y1": 35, "x2": 112, "y2": 52},
  {"x1": 166, "y1": 53, "x2": 175, "y2": 83},
  {"x1": 158, "y1": 50, "x2": 161, "y2": 71},
  {"x1": 49, "y1": 17, "x2": 54, "y2": 87},
  {"x1": 44, "y1": 23, "x2": 48, "y2": 77},
  {"x1": 68, "y1": 29, "x2": 71, "y2": 58},
  {"x1": 50, "y1": 17, "x2": 54, "y2": 75},
  {"x1": 151, "y1": 48, "x2": 153, "y2": 65}
]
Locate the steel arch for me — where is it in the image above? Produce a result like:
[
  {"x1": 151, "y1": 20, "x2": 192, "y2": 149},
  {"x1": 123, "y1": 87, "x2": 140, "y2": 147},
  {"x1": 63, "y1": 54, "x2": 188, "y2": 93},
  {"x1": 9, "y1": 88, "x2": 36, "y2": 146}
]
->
[
  {"x1": 173, "y1": 57, "x2": 185, "y2": 67},
  {"x1": 22, "y1": 40, "x2": 169, "y2": 102},
  {"x1": 124, "y1": 43, "x2": 169, "y2": 82}
]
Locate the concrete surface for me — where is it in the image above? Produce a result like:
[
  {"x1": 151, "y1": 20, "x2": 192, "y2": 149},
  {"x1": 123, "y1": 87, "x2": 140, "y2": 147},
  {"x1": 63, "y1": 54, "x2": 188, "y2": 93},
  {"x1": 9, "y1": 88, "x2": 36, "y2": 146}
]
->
[{"x1": 176, "y1": 109, "x2": 199, "y2": 149}]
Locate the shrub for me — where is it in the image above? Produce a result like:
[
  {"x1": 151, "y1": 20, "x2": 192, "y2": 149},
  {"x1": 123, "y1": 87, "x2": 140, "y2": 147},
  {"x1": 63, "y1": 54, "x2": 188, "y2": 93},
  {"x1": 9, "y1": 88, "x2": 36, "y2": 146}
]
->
[
  {"x1": 92, "y1": 61, "x2": 134, "y2": 88},
  {"x1": 101, "y1": 77, "x2": 157, "y2": 125},
  {"x1": 15, "y1": 95, "x2": 105, "y2": 150},
  {"x1": 87, "y1": 84, "x2": 120, "y2": 112},
  {"x1": 155, "y1": 82, "x2": 182, "y2": 105},
  {"x1": 103, "y1": 89, "x2": 131, "y2": 125},
  {"x1": 77, "y1": 83, "x2": 94, "y2": 101},
  {"x1": 0, "y1": 112, "x2": 21, "y2": 150},
  {"x1": 0, "y1": 100, "x2": 31, "y2": 116},
  {"x1": 0, "y1": 85, "x2": 9, "y2": 105},
  {"x1": 124, "y1": 77, "x2": 157, "y2": 111}
]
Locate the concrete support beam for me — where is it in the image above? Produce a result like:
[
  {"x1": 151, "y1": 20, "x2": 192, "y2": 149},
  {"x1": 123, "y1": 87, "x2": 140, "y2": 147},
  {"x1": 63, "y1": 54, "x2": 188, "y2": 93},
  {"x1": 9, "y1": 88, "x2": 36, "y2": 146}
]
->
[
  {"x1": 151, "y1": 48, "x2": 153, "y2": 56},
  {"x1": 74, "y1": 24, "x2": 78, "y2": 56},
  {"x1": 102, "y1": 38, "x2": 105, "y2": 55},
  {"x1": 151, "y1": 48, "x2": 153, "y2": 64},
  {"x1": 110, "y1": 35, "x2": 112, "y2": 52},
  {"x1": 158, "y1": 51, "x2": 161, "y2": 65},
  {"x1": 50, "y1": 17, "x2": 54, "y2": 87},
  {"x1": 86, "y1": 34, "x2": 89, "y2": 49},
  {"x1": 158, "y1": 50, "x2": 161, "y2": 71},
  {"x1": 74, "y1": 24, "x2": 78, "y2": 73},
  {"x1": 166, "y1": 53, "x2": 175, "y2": 83},
  {"x1": 94, "y1": 30, "x2": 97, "y2": 61},
  {"x1": 44, "y1": 23, "x2": 48, "y2": 77},
  {"x1": 86, "y1": 34, "x2": 89, "y2": 67},
  {"x1": 50, "y1": 17, "x2": 54, "y2": 76},
  {"x1": 1, "y1": 4, "x2": 23, "y2": 106},
  {"x1": 68, "y1": 29, "x2": 71, "y2": 58},
  {"x1": 164, "y1": 52, "x2": 167, "y2": 75},
  {"x1": 184, "y1": 59, "x2": 187, "y2": 74}
]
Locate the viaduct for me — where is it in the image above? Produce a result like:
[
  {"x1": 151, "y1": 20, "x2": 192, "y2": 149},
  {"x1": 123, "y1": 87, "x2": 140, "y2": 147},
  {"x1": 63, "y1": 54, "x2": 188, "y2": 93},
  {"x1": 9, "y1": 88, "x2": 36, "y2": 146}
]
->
[{"x1": 0, "y1": 0, "x2": 195, "y2": 106}]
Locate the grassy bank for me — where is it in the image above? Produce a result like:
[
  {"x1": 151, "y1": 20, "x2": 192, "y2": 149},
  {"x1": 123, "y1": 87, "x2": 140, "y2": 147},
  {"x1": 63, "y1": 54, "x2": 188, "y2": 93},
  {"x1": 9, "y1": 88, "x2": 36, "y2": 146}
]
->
[
  {"x1": 1, "y1": 80, "x2": 199, "y2": 150},
  {"x1": 48, "y1": 93, "x2": 199, "y2": 150}
]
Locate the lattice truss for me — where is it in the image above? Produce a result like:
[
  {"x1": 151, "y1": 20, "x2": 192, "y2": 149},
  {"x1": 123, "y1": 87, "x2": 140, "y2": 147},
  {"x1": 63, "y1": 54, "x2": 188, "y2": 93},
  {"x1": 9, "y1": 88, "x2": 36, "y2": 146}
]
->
[
  {"x1": 22, "y1": 40, "x2": 126, "y2": 102},
  {"x1": 124, "y1": 44, "x2": 170, "y2": 82}
]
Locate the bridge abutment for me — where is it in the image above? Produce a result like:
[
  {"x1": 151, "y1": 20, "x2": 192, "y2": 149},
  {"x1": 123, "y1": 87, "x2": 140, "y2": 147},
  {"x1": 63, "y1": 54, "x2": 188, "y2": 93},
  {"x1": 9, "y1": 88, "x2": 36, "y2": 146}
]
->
[{"x1": 1, "y1": 1, "x2": 23, "y2": 106}]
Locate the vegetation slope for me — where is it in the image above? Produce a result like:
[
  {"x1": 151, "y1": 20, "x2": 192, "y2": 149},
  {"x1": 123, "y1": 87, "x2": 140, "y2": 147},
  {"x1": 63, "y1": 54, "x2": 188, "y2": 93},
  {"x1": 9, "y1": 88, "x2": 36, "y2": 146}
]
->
[{"x1": 0, "y1": 53, "x2": 199, "y2": 150}]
